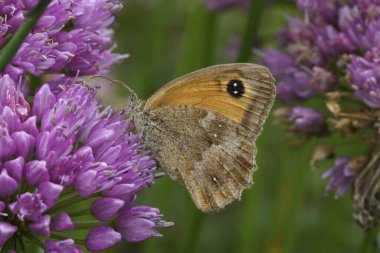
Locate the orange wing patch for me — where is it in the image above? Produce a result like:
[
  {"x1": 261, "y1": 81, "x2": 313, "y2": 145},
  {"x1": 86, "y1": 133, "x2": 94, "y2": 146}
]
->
[{"x1": 144, "y1": 63, "x2": 276, "y2": 134}]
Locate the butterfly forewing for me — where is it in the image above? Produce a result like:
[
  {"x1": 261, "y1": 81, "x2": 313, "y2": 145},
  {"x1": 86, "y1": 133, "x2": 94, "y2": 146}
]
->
[{"x1": 143, "y1": 63, "x2": 276, "y2": 137}]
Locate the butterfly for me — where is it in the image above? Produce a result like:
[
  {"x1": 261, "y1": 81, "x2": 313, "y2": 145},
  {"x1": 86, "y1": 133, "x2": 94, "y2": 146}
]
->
[{"x1": 127, "y1": 63, "x2": 276, "y2": 212}]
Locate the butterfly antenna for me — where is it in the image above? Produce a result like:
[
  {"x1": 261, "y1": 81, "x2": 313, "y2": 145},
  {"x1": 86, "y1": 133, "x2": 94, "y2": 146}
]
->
[{"x1": 88, "y1": 75, "x2": 138, "y2": 99}]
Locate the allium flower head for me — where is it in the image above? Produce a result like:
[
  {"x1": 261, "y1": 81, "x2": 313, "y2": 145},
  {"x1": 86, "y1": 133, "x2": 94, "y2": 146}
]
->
[
  {"x1": 261, "y1": 0, "x2": 380, "y2": 228},
  {"x1": 0, "y1": 76, "x2": 173, "y2": 252},
  {"x1": 0, "y1": 0, "x2": 174, "y2": 250}
]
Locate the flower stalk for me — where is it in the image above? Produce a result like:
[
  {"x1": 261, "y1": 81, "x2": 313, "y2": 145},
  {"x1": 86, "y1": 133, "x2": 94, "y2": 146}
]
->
[{"x1": 237, "y1": 0, "x2": 263, "y2": 62}]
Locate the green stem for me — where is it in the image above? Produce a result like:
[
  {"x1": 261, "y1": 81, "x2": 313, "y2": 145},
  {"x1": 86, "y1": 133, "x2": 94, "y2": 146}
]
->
[
  {"x1": 46, "y1": 193, "x2": 85, "y2": 214},
  {"x1": 18, "y1": 237, "x2": 26, "y2": 253},
  {"x1": 69, "y1": 207, "x2": 91, "y2": 218},
  {"x1": 237, "y1": 0, "x2": 264, "y2": 62},
  {"x1": 50, "y1": 233, "x2": 70, "y2": 241},
  {"x1": 59, "y1": 187, "x2": 76, "y2": 198},
  {"x1": 50, "y1": 233, "x2": 83, "y2": 243},
  {"x1": 0, "y1": 0, "x2": 52, "y2": 72},
  {"x1": 180, "y1": 209, "x2": 204, "y2": 253},
  {"x1": 175, "y1": 2, "x2": 216, "y2": 76},
  {"x1": 22, "y1": 232, "x2": 44, "y2": 249},
  {"x1": 73, "y1": 220, "x2": 104, "y2": 230},
  {"x1": 359, "y1": 228, "x2": 379, "y2": 253}
]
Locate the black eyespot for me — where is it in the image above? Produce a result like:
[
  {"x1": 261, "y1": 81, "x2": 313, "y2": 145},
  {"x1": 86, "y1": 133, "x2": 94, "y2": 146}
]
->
[{"x1": 227, "y1": 79, "x2": 244, "y2": 98}]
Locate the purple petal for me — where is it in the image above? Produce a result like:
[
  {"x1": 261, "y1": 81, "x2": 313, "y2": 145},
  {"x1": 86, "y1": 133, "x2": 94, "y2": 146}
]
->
[
  {"x1": 2, "y1": 106, "x2": 21, "y2": 133},
  {"x1": 45, "y1": 239, "x2": 83, "y2": 253},
  {"x1": 51, "y1": 213, "x2": 74, "y2": 232},
  {"x1": 0, "y1": 222, "x2": 17, "y2": 248},
  {"x1": 0, "y1": 170, "x2": 18, "y2": 197},
  {"x1": 0, "y1": 201, "x2": 5, "y2": 212},
  {"x1": 32, "y1": 84, "x2": 56, "y2": 120},
  {"x1": 0, "y1": 130, "x2": 16, "y2": 160},
  {"x1": 38, "y1": 181, "x2": 63, "y2": 209},
  {"x1": 3, "y1": 156, "x2": 24, "y2": 182},
  {"x1": 28, "y1": 215, "x2": 51, "y2": 237},
  {"x1": 11, "y1": 131, "x2": 35, "y2": 157},
  {"x1": 35, "y1": 131, "x2": 50, "y2": 159},
  {"x1": 24, "y1": 160, "x2": 49, "y2": 186},
  {"x1": 9, "y1": 193, "x2": 47, "y2": 221},
  {"x1": 91, "y1": 198, "x2": 124, "y2": 222},
  {"x1": 86, "y1": 226, "x2": 121, "y2": 252},
  {"x1": 20, "y1": 116, "x2": 39, "y2": 137},
  {"x1": 322, "y1": 156, "x2": 354, "y2": 197},
  {"x1": 118, "y1": 218, "x2": 162, "y2": 242},
  {"x1": 0, "y1": 75, "x2": 15, "y2": 105},
  {"x1": 289, "y1": 106, "x2": 324, "y2": 133},
  {"x1": 86, "y1": 129, "x2": 115, "y2": 149},
  {"x1": 101, "y1": 183, "x2": 136, "y2": 198},
  {"x1": 116, "y1": 206, "x2": 173, "y2": 242},
  {"x1": 75, "y1": 170, "x2": 97, "y2": 197}
]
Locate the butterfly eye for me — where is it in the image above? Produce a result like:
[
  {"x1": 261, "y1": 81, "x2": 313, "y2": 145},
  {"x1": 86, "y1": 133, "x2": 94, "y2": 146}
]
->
[{"x1": 227, "y1": 79, "x2": 244, "y2": 98}]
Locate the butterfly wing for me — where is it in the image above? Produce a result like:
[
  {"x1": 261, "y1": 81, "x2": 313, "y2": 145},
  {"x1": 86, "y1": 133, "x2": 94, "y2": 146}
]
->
[
  {"x1": 135, "y1": 106, "x2": 256, "y2": 211},
  {"x1": 136, "y1": 63, "x2": 275, "y2": 212},
  {"x1": 144, "y1": 63, "x2": 276, "y2": 134}
]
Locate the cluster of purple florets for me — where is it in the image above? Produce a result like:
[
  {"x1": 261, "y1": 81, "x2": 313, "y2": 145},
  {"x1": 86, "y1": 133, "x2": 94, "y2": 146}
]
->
[
  {"x1": 0, "y1": 1, "x2": 172, "y2": 252},
  {"x1": 262, "y1": 0, "x2": 380, "y2": 198}
]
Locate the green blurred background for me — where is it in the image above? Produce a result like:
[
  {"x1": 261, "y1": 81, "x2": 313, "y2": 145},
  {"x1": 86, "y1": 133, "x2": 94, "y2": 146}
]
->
[{"x1": 100, "y1": 0, "x2": 367, "y2": 252}]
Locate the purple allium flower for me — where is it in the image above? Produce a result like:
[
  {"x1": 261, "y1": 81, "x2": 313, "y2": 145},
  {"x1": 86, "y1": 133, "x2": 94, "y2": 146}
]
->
[
  {"x1": 322, "y1": 156, "x2": 356, "y2": 198},
  {"x1": 288, "y1": 106, "x2": 325, "y2": 133},
  {"x1": 0, "y1": 76, "x2": 172, "y2": 251},
  {"x1": 261, "y1": 1, "x2": 380, "y2": 116},
  {"x1": 205, "y1": 0, "x2": 249, "y2": 11},
  {"x1": 261, "y1": 0, "x2": 380, "y2": 228},
  {"x1": 348, "y1": 47, "x2": 380, "y2": 108},
  {"x1": 0, "y1": 0, "x2": 127, "y2": 82}
]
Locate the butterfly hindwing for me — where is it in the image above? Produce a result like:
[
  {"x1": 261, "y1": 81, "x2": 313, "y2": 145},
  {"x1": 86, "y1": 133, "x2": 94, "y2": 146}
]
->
[{"x1": 134, "y1": 106, "x2": 255, "y2": 211}]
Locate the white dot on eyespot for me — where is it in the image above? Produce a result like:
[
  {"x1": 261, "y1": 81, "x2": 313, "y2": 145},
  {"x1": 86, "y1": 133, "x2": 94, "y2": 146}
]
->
[
  {"x1": 233, "y1": 91, "x2": 238, "y2": 94},
  {"x1": 233, "y1": 82, "x2": 238, "y2": 87},
  {"x1": 213, "y1": 133, "x2": 218, "y2": 138},
  {"x1": 212, "y1": 177, "x2": 218, "y2": 183}
]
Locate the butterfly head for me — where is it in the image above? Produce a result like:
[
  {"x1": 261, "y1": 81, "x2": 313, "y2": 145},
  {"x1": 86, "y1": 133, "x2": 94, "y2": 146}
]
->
[{"x1": 126, "y1": 93, "x2": 144, "y2": 115}]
